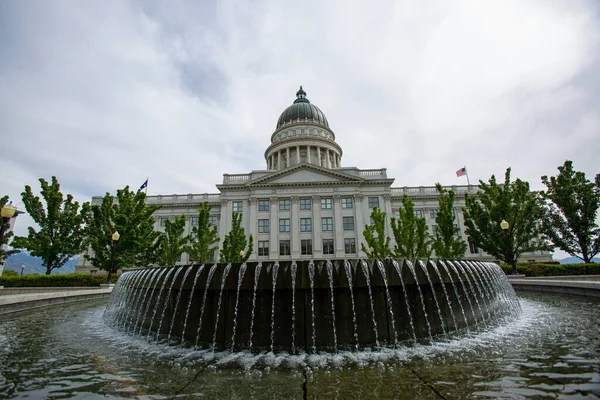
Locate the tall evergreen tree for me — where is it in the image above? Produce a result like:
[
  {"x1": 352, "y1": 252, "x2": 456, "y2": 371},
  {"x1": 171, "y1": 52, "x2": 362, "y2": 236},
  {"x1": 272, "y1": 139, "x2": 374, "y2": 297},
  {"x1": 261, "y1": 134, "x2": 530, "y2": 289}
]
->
[
  {"x1": 431, "y1": 184, "x2": 467, "y2": 258},
  {"x1": 187, "y1": 202, "x2": 220, "y2": 264},
  {"x1": 390, "y1": 195, "x2": 431, "y2": 259},
  {"x1": 540, "y1": 160, "x2": 600, "y2": 263},
  {"x1": 463, "y1": 168, "x2": 547, "y2": 274},
  {"x1": 0, "y1": 196, "x2": 19, "y2": 264},
  {"x1": 156, "y1": 215, "x2": 189, "y2": 266},
  {"x1": 12, "y1": 177, "x2": 90, "y2": 275},
  {"x1": 220, "y1": 212, "x2": 253, "y2": 263},
  {"x1": 84, "y1": 186, "x2": 161, "y2": 278},
  {"x1": 361, "y1": 207, "x2": 391, "y2": 259}
]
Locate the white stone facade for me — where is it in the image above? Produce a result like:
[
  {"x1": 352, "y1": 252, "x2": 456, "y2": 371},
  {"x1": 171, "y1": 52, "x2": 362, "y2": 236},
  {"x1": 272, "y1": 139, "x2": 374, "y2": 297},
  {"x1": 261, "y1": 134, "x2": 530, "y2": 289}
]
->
[{"x1": 75, "y1": 88, "x2": 552, "y2": 273}]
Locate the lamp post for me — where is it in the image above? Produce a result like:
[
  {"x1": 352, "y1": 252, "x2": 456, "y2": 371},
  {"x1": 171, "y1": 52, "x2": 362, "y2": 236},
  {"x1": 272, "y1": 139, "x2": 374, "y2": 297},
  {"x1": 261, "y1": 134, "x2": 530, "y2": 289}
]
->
[
  {"x1": 107, "y1": 231, "x2": 120, "y2": 284},
  {"x1": 20, "y1": 264, "x2": 25, "y2": 276},
  {"x1": 0, "y1": 202, "x2": 16, "y2": 245},
  {"x1": 500, "y1": 219, "x2": 516, "y2": 275}
]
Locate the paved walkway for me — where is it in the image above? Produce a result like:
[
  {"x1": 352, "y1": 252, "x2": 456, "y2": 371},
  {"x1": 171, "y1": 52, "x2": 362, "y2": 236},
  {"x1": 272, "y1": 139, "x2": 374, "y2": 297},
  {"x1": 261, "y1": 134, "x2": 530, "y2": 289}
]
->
[{"x1": 0, "y1": 287, "x2": 113, "y2": 315}]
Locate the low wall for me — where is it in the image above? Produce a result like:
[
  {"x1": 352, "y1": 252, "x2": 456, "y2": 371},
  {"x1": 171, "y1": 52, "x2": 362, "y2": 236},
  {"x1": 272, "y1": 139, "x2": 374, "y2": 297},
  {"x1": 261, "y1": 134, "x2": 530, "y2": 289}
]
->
[
  {"x1": 0, "y1": 287, "x2": 103, "y2": 295},
  {"x1": 510, "y1": 279, "x2": 600, "y2": 298},
  {"x1": 0, "y1": 288, "x2": 113, "y2": 316}
]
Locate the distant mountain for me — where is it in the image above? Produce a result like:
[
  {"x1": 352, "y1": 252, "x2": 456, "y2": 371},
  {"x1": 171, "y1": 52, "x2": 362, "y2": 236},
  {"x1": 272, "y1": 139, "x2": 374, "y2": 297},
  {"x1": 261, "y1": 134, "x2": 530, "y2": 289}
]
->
[
  {"x1": 558, "y1": 256, "x2": 600, "y2": 264},
  {"x1": 2, "y1": 252, "x2": 79, "y2": 275}
]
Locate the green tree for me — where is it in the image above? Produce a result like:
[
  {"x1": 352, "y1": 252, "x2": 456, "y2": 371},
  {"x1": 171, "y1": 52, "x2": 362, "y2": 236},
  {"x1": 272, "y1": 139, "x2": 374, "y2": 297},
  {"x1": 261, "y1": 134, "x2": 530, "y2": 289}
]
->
[
  {"x1": 390, "y1": 195, "x2": 432, "y2": 259},
  {"x1": 12, "y1": 177, "x2": 90, "y2": 275},
  {"x1": 220, "y1": 212, "x2": 253, "y2": 263},
  {"x1": 361, "y1": 207, "x2": 391, "y2": 258},
  {"x1": 187, "y1": 202, "x2": 220, "y2": 264},
  {"x1": 156, "y1": 215, "x2": 189, "y2": 266},
  {"x1": 0, "y1": 196, "x2": 19, "y2": 263},
  {"x1": 540, "y1": 160, "x2": 600, "y2": 263},
  {"x1": 84, "y1": 186, "x2": 161, "y2": 280},
  {"x1": 431, "y1": 184, "x2": 467, "y2": 258},
  {"x1": 463, "y1": 168, "x2": 547, "y2": 274}
]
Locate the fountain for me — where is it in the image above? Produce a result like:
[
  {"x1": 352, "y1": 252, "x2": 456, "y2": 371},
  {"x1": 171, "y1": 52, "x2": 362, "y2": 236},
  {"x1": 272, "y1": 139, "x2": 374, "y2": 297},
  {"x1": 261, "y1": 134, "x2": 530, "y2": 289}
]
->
[{"x1": 104, "y1": 259, "x2": 520, "y2": 352}]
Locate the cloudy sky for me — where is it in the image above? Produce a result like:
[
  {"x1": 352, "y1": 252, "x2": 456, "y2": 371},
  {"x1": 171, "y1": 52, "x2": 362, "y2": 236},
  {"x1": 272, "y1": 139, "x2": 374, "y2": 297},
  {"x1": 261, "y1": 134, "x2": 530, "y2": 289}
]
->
[{"x1": 1, "y1": 0, "x2": 599, "y2": 255}]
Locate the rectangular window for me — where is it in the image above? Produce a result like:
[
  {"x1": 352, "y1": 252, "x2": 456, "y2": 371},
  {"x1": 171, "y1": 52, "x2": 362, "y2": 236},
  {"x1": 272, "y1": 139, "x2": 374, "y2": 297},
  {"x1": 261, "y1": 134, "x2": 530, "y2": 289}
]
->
[
  {"x1": 344, "y1": 238, "x2": 356, "y2": 254},
  {"x1": 208, "y1": 216, "x2": 218, "y2": 225},
  {"x1": 159, "y1": 217, "x2": 166, "y2": 226},
  {"x1": 323, "y1": 239, "x2": 335, "y2": 255},
  {"x1": 301, "y1": 239, "x2": 313, "y2": 255},
  {"x1": 232, "y1": 201, "x2": 243, "y2": 213},
  {"x1": 414, "y1": 210, "x2": 423, "y2": 218},
  {"x1": 279, "y1": 199, "x2": 291, "y2": 211},
  {"x1": 279, "y1": 240, "x2": 291, "y2": 256},
  {"x1": 258, "y1": 219, "x2": 270, "y2": 233},
  {"x1": 431, "y1": 225, "x2": 438, "y2": 235},
  {"x1": 258, "y1": 199, "x2": 269, "y2": 211},
  {"x1": 468, "y1": 238, "x2": 479, "y2": 254},
  {"x1": 343, "y1": 216, "x2": 355, "y2": 231},
  {"x1": 341, "y1": 197, "x2": 353, "y2": 209},
  {"x1": 300, "y1": 218, "x2": 312, "y2": 232},
  {"x1": 258, "y1": 241, "x2": 269, "y2": 256},
  {"x1": 191, "y1": 216, "x2": 198, "y2": 226},
  {"x1": 430, "y1": 209, "x2": 438, "y2": 219},
  {"x1": 322, "y1": 217, "x2": 333, "y2": 231},
  {"x1": 300, "y1": 198, "x2": 312, "y2": 210},
  {"x1": 279, "y1": 218, "x2": 290, "y2": 232},
  {"x1": 321, "y1": 198, "x2": 332, "y2": 209},
  {"x1": 368, "y1": 197, "x2": 380, "y2": 208}
]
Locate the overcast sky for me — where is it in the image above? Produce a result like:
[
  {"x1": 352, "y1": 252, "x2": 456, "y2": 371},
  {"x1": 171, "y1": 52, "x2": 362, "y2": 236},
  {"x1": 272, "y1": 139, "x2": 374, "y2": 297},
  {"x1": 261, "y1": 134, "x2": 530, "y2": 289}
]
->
[{"x1": 1, "y1": 0, "x2": 599, "y2": 258}]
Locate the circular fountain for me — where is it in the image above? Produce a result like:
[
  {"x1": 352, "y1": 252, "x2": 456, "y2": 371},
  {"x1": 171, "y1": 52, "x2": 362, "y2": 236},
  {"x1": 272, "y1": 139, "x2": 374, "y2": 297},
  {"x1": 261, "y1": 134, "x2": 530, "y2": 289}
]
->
[{"x1": 103, "y1": 259, "x2": 520, "y2": 352}]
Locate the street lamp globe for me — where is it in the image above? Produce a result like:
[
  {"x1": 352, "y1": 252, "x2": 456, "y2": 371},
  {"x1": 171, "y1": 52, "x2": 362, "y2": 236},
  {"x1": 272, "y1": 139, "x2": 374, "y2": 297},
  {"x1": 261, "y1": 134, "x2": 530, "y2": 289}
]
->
[
  {"x1": 1, "y1": 203, "x2": 16, "y2": 219},
  {"x1": 112, "y1": 231, "x2": 120, "y2": 241},
  {"x1": 500, "y1": 220, "x2": 509, "y2": 230}
]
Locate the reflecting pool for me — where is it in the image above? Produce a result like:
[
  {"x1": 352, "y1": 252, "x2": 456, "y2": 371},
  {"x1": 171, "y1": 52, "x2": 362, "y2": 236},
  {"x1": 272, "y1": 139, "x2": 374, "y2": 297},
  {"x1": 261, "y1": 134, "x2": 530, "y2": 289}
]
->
[{"x1": 0, "y1": 291, "x2": 598, "y2": 398}]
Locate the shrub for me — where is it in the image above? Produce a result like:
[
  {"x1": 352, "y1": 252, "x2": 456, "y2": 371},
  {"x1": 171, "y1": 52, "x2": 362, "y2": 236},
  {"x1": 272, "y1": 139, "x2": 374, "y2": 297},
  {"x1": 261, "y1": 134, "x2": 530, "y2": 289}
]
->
[
  {"x1": 0, "y1": 273, "x2": 120, "y2": 287},
  {"x1": 500, "y1": 263, "x2": 600, "y2": 277},
  {"x1": 1, "y1": 270, "x2": 19, "y2": 277}
]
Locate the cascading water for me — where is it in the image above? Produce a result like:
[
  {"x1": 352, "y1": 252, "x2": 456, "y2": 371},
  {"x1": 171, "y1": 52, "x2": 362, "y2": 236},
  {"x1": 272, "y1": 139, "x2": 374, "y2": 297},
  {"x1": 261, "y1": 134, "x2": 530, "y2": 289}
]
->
[{"x1": 105, "y1": 259, "x2": 521, "y2": 353}]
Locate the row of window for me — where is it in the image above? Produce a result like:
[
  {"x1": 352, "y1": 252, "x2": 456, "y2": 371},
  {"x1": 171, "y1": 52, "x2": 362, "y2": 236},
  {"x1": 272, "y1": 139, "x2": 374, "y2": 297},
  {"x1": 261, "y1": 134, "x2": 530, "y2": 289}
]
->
[
  {"x1": 258, "y1": 217, "x2": 356, "y2": 233},
  {"x1": 394, "y1": 209, "x2": 456, "y2": 219},
  {"x1": 234, "y1": 196, "x2": 381, "y2": 213},
  {"x1": 160, "y1": 216, "x2": 219, "y2": 227},
  {"x1": 257, "y1": 238, "x2": 356, "y2": 256}
]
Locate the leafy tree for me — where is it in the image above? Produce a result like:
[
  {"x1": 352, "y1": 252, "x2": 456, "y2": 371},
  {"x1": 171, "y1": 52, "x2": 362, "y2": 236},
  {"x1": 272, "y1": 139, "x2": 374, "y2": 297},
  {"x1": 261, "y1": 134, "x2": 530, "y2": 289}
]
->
[
  {"x1": 431, "y1": 184, "x2": 467, "y2": 258},
  {"x1": 390, "y1": 195, "x2": 432, "y2": 259},
  {"x1": 540, "y1": 160, "x2": 600, "y2": 263},
  {"x1": 463, "y1": 168, "x2": 547, "y2": 274},
  {"x1": 187, "y1": 202, "x2": 220, "y2": 264},
  {"x1": 84, "y1": 186, "x2": 161, "y2": 280},
  {"x1": 0, "y1": 196, "x2": 19, "y2": 263},
  {"x1": 361, "y1": 207, "x2": 391, "y2": 259},
  {"x1": 156, "y1": 215, "x2": 189, "y2": 266},
  {"x1": 220, "y1": 212, "x2": 253, "y2": 263},
  {"x1": 12, "y1": 177, "x2": 90, "y2": 275}
]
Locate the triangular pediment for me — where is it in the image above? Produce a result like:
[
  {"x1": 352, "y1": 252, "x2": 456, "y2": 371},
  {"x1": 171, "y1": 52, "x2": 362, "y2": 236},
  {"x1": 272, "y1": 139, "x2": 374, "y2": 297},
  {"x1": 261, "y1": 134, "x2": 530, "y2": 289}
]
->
[{"x1": 247, "y1": 164, "x2": 363, "y2": 186}]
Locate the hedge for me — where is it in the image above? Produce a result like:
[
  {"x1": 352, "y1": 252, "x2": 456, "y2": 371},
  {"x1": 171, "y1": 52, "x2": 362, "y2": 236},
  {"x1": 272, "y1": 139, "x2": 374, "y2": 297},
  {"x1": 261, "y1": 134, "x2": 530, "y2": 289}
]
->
[
  {"x1": 0, "y1": 273, "x2": 120, "y2": 287},
  {"x1": 500, "y1": 263, "x2": 600, "y2": 277}
]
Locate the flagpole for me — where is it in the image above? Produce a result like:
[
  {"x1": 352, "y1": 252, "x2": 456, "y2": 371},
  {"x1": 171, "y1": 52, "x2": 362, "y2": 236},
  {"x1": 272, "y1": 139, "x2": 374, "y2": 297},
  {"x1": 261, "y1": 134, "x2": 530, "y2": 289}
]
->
[
  {"x1": 145, "y1": 177, "x2": 148, "y2": 195},
  {"x1": 464, "y1": 166, "x2": 471, "y2": 187}
]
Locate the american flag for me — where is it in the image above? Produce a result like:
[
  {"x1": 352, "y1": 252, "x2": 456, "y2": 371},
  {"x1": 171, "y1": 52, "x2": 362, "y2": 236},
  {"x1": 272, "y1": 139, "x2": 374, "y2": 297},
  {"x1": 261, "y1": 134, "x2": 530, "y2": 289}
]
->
[{"x1": 456, "y1": 167, "x2": 467, "y2": 177}]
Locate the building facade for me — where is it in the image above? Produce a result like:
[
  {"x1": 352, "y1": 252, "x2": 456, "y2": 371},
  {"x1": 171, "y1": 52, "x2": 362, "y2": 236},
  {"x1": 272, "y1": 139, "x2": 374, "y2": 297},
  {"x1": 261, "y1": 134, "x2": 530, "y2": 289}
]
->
[{"x1": 76, "y1": 87, "x2": 551, "y2": 273}]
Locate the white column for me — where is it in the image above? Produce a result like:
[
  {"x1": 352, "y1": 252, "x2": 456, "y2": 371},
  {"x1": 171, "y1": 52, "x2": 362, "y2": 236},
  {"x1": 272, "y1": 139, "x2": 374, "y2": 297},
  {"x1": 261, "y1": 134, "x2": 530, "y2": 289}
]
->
[
  {"x1": 333, "y1": 195, "x2": 344, "y2": 257},
  {"x1": 326, "y1": 149, "x2": 331, "y2": 168},
  {"x1": 317, "y1": 146, "x2": 322, "y2": 166},
  {"x1": 277, "y1": 150, "x2": 281, "y2": 170},
  {"x1": 312, "y1": 195, "x2": 322, "y2": 256},
  {"x1": 291, "y1": 197, "x2": 300, "y2": 258},
  {"x1": 269, "y1": 197, "x2": 279, "y2": 259},
  {"x1": 286, "y1": 147, "x2": 290, "y2": 168},
  {"x1": 219, "y1": 200, "x2": 228, "y2": 259},
  {"x1": 307, "y1": 145, "x2": 311, "y2": 164},
  {"x1": 296, "y1": 145, "x2": 300, "y2": 164},
  {"x1": 249, "y1": 198, "x2": 258, "y2": 260},
  {"x1": 354, "y1": 194, "x2": 365, "y2": 257}
]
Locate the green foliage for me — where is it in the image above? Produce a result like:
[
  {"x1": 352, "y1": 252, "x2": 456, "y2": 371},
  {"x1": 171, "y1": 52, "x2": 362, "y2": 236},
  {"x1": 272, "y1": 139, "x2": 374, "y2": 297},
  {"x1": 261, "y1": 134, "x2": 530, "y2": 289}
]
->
[
  {"x1": 463, "y1": 168, "x2": 548, "y2": 274},
  {"x1": 0, "y1": 195, "x2": 18, "y2": 262},
  {"x1": 84, "y1": 186, "x2": 161, "y2": 274},
  {"x1": 187, "y1": 202, "x2": 220, "y2": 264},
  {"x1": 540, "y1": 160, "x2": 600, "y2": 263},
  {"x1": 156, "y1": 215, "x2": 189, "y2": 266},
  {"x1": 11, "y1": 177, "x2": 90, "y2": 275},
  {"x1": 0, "y1": 273, "x2": 119, "y2": 287},
  {"x1": 1, "y1": 269, "x2": 19, "y2": 277},
  {"x1": 431, "y1": 184, "x2": 467, "y2": 258},
  {"x1": 220, "y1": 212, "x2": 253, "y2": 263},
  {"x1": 390, "y1": 195, "x2": 432, "y2": 259},
  {"x1": 361, "y1": 207, "x2": 391, "y2": 259},
  {"x1": 499, "y1": 263, "x2": 600, "y2": 277}
]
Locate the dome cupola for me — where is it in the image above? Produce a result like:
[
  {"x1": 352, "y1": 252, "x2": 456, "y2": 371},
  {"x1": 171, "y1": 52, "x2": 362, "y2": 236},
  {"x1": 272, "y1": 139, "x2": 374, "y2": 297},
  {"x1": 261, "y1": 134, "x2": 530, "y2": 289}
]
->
[{"x1": 276, "y1": 86, "x2": 329, "y2": 129}]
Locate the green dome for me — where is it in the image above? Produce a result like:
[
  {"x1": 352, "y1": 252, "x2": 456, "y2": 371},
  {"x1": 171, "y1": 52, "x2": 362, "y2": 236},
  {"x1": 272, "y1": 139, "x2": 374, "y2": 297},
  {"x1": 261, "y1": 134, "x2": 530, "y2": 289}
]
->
[{"x1": 276, "y1": 86, "x2": 329, "y2": 129}]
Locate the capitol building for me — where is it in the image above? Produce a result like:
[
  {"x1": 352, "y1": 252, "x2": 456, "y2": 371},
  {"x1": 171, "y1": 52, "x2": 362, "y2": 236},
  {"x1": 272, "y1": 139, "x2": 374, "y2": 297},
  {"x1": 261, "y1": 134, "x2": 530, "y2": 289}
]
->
[{"x1": 76, "y1": 87, "x2": 551, "y2": 273}]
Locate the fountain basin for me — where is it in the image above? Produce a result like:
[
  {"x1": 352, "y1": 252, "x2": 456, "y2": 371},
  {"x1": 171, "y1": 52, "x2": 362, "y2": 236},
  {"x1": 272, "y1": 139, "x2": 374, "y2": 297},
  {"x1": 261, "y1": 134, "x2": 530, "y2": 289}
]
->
[{"x1": 104, "y1": 259, "x2": 520, "y2": 352}]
